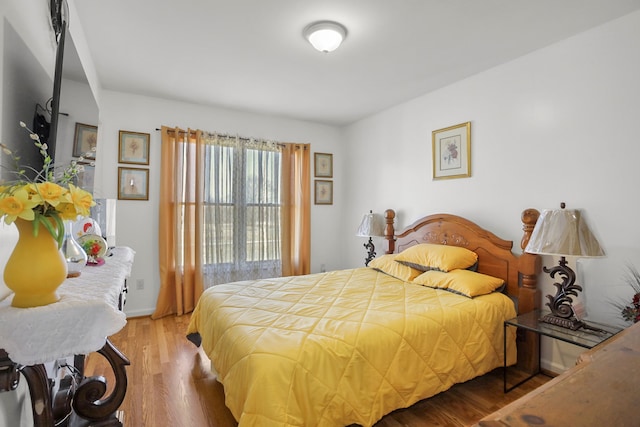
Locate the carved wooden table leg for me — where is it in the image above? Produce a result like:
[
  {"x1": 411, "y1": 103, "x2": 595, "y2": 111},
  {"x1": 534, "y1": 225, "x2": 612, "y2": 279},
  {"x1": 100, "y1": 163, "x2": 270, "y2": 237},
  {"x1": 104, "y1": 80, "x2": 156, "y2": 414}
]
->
[
  {"x1": 0, "y1": 349, "x2": 20, "y2": 392},
  {"x1": 20, "y1": 363, "x2": 55, "y2": 426},
  {"x1": 70, "y1": 339, "x2": 130, "y2": 426},
  {"x1": 3, "y1": 347, "x2": 56, "y2": 426}
]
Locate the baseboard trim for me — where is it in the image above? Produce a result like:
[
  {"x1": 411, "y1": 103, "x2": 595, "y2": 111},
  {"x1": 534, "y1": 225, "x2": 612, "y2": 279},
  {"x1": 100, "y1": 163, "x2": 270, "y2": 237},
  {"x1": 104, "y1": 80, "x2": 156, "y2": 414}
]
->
[{"x1": 123, "y1": 308, "x2": 155, "y2": 318}]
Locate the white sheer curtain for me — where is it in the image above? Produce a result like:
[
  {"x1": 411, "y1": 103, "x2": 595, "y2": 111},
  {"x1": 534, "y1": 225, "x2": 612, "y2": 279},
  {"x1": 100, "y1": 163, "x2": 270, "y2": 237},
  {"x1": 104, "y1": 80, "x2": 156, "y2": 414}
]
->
[{"x1": 201, "y1": 133, "x2": 283, "y2": 288}]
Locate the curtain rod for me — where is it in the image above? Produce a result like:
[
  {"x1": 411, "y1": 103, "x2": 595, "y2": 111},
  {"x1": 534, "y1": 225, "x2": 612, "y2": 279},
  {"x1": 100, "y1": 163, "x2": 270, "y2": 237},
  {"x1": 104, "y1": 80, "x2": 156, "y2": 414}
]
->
[{"x1": 155, "y1": 128, "x2": 308, "y2": 150}]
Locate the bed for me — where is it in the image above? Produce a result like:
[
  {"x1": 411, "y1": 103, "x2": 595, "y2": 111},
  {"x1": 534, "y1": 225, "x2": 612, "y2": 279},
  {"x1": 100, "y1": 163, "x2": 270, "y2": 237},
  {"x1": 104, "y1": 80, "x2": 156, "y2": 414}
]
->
[{"x1": 186, "y1": 209, "x2": 541, "y2": 426}]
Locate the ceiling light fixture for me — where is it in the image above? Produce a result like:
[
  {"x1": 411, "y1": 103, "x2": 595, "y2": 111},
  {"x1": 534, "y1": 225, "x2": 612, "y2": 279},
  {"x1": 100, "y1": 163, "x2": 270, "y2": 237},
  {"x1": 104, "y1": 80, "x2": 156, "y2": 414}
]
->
[{"x1": 303, "y1": 21, "x2": 347, "y2": 53}]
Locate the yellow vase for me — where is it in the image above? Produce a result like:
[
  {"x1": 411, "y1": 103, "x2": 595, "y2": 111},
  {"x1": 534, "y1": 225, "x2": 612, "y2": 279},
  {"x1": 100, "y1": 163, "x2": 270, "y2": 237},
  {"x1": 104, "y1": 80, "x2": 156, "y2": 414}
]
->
[{"x1": 3, "y1": 218, "x2": 68, "y2": 308}]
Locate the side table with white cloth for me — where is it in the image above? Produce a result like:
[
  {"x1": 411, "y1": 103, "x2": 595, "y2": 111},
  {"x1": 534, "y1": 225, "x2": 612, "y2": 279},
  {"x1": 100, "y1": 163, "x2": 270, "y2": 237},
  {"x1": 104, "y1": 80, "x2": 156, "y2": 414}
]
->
[{"x1": 0, "y1": 246, "x2": 135, "y2": 427}]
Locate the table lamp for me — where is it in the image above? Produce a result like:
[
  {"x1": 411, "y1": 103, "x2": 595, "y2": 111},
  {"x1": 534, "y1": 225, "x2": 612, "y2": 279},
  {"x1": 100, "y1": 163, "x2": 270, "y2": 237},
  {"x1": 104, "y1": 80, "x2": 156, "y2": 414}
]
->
[
  {"x1": 524, "y1": 203, "x2": 605, "y2": 330},
  {"x1": 356, "y1": 210, "x2": 384, "y2": 266}
]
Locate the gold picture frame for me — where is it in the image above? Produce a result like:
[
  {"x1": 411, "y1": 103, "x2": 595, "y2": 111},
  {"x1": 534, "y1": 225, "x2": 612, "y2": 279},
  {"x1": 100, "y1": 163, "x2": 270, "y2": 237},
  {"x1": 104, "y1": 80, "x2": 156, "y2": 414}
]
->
[
  {"x1": 314, "y1": 180, "x2": 333, "y2": 205},
  {"x1": 314, "y1": 152, "x2": 333, "y2": 178},
  {"x1": 117, "y1": 167, "x2": 149, "y2": 201},
  {"x1": 432, "y1": 121, "x2": 471, "y2": 180},
  {"x1": 73, "y1": 123, "x2": 97, "y2": 158},
  {"x1": 118, "y1": 130, "x2": 150, "y2": 165}
]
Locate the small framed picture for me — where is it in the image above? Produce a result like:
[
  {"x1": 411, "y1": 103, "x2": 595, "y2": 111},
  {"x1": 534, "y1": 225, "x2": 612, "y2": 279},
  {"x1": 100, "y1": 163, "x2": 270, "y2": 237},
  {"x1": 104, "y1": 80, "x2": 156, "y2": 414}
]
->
[
  {"x1": 119, "y1": 130, "x2": 150, "y2": 165},
  {"x1": 314, "y1": 180, "x2": 333, "y2": 205},
  {"x1": 314, "y1": 152, "x2": 333, "y2": 178},
  {"x1": 117, "y1": 167, "x2": 149, "y2": 201},
  {"x1": 73, "y1": 123, "x2": 98, "y2": 158},
  {"x1": 432, "y1": 121, "x2": 471, "y2": 180}
]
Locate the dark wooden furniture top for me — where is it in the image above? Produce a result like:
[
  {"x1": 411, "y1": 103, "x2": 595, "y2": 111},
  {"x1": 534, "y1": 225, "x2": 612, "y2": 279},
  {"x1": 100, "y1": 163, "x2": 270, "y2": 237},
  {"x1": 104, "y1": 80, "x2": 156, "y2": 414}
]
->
[{"x1": 476, "y1": 320, "x2": 640, "y2": 427}]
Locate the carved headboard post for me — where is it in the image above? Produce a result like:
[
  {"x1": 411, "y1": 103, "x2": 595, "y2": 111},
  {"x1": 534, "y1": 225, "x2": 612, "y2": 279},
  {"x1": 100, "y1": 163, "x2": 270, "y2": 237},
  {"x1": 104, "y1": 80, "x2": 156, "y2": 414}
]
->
[
  {"x1": 384, "y1": 209, "x2": 396, "y2": 254},
  {"x1": 521, "y1": 208, "x2": 539, "y2": 251},
  {"x1": 518, "y1": 209, "x2": 542, "y2": 314},
  {"x1": 517, "y1": 208, "x2": 542, "y2": 374}
]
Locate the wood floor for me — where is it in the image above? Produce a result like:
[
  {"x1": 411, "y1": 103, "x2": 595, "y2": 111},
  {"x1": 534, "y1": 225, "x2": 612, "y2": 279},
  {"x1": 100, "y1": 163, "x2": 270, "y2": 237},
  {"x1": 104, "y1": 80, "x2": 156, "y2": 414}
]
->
[{"x1": 86, "y1": 315, "x2": 550, "y2": 427}]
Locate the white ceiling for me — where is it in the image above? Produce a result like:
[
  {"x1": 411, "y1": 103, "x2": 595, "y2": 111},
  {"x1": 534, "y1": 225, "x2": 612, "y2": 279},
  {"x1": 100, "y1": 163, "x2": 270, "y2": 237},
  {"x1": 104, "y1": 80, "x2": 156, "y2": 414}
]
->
[{"x1": 72, "y1": 0, "x2": 640, "y2": 126}]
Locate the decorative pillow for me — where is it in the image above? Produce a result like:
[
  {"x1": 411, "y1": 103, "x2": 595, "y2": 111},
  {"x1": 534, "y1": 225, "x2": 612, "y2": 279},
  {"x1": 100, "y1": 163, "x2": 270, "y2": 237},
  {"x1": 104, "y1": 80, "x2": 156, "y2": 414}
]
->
[
  {"x1": 412, "y1": 269, "x2": 505, "y2": 297},
  {"x1": 394, "y1": 243, "x2": 478, "y2": 272},
  {"x1": 369, "y1": 254, "x2": 422, "y2": 282}
]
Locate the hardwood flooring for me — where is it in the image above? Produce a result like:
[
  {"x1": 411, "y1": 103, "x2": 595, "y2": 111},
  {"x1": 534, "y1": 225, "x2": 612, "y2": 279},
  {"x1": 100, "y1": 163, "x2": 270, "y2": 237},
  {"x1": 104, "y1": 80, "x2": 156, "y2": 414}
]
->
[{"x1": 86, "y1": 315, "x2": 550, "y2": 427}]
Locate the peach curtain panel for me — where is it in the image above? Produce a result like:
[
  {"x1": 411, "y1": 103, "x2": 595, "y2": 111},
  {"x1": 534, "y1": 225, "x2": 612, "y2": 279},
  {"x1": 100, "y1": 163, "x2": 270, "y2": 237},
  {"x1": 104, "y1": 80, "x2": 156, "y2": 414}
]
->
[
  {"x1": 152, "y1": 127, "x2": 204, "y2": 318},
  {"x1": 281, "y1": 144, "x2": 311, "y2": 276},
  {"x1": 152, "y1": 127, "x2": 310, "y2": 318}
]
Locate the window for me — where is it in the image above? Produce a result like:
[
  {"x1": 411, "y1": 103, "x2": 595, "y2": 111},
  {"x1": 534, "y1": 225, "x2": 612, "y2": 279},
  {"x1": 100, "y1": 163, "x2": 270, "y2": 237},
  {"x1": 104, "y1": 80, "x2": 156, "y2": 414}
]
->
[
  {"x1": 153, "y1": 126, "x2": 309, "y2": 318},
  {"x1": 201, "y1": 137, "x2": 282, "y2": 285}
]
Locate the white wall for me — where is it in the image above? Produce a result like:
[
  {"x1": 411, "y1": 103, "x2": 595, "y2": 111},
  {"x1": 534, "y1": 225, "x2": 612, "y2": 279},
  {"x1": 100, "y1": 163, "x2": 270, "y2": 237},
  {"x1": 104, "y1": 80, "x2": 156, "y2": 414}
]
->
[
  {"x1": 342, "y1": 10, "x2": 640, "y2": 371},
  {"x1": 95, "y1": 91, "x2": 344, "y2": 316}
]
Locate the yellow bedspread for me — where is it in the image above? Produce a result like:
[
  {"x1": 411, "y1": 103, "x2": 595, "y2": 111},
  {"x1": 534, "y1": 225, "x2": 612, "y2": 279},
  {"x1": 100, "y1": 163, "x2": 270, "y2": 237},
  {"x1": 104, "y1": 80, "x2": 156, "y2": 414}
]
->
[{"x1": 187, "y1": 267, "x2": 517, "y2": 426}]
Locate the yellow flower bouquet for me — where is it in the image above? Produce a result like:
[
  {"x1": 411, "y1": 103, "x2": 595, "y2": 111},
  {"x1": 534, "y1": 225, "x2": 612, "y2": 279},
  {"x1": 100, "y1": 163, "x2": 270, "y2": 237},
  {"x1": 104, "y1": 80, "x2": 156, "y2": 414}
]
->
[{"x1": 0, "y1": 122, "x2": 95, "y2": 247}]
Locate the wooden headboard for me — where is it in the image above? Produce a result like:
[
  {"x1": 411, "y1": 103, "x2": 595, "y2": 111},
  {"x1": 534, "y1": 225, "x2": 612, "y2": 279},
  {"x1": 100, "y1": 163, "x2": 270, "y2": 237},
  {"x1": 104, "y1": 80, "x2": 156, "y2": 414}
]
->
[{"x1": 383, "y1": 209, "x2": 541, "y2": 315}]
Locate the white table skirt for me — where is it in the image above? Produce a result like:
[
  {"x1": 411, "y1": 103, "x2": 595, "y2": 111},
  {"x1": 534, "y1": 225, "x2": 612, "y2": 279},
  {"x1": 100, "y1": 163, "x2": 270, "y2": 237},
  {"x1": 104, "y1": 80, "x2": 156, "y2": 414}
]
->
[{"x1": 0, "y1": 247, "x2": 135, "y2": 366}]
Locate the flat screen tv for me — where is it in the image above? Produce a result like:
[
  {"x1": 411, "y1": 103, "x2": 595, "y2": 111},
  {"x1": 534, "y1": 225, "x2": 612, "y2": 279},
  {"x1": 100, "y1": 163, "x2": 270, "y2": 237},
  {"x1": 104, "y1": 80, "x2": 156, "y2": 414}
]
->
[{"x1": 46, "y1": 19, "x2": 67, "y2": 163}]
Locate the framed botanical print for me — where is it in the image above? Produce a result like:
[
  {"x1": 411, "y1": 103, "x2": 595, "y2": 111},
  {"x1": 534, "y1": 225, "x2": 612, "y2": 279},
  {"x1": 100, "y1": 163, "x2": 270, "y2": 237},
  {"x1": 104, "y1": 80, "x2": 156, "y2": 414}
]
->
[
  {"x1": 73, "y1": 123, "x2": 98, "y2": 158},
  {"x1": 432, "y1": 121, "x2": 471, "y2": 180},
  {"x1": 314, "y1": 180, "x2": 333, "y2": 205},
  {"x1": 119, "y1": 130, "x2": 150, "y2": 165},
  {"x1": 314, "y1": 152, "x2": 333, "y2": 178},
  {"x1": 117, "y1": 167, "x2": 149, "y2": 200}
]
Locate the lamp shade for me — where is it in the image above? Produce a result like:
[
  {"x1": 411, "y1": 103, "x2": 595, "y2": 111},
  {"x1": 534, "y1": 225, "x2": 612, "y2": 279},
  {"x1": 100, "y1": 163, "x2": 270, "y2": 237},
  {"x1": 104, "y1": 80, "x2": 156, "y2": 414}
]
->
[
  {"x1": 356, "y1": 211, "x2": 384, "y2": 238},
  {"x1": 303, "y1": 21, "x2": 347, "y2": 53},
  {"x1": 525, "y1": 207, "x2": 604, "y2": 257}
]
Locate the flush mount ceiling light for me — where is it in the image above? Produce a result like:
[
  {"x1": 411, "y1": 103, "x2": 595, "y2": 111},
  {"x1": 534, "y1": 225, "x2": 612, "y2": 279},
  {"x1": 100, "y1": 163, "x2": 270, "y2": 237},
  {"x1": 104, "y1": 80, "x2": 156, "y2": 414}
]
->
[{"x1": 303, "y1": 21, "x2": 347, "y2": 53}]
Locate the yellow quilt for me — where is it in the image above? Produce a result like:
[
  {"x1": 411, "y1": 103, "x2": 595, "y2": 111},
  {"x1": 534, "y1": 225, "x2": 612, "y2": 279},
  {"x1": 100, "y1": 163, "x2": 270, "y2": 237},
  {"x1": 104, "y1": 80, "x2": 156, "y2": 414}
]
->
[{"x1": 187, "y1": 267, "x2": 517, "y2": 426}]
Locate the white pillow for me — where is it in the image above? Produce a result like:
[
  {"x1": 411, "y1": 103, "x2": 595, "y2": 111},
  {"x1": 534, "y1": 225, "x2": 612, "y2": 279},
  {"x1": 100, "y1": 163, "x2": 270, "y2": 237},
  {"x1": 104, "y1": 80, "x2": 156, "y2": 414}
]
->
[{"x1": 0, "y1": 222, "x2": 19, "y2": 301}]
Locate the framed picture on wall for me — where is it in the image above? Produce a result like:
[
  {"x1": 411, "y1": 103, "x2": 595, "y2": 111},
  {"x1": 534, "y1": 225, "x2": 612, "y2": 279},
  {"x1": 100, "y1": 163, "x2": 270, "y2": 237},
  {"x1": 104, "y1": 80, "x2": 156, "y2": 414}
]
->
[
  {"x1": 117, "y1": 167, "x2": 149, "y2": 200},
  {"x1": 73, "y1": 123, "x2": 97, "y2": 158},
  {"x1": 314, "y1": 152, "x2": 333, "y2": 178},
  {"x1": 118, "y1": 130, "x2": 150, "y2": 165},
  {"x1": 314, "y1": 180, "x2": 333, "y2": 205},
  {"x1": 432, "y1": 121, "x2": 471, "y2": 180}
]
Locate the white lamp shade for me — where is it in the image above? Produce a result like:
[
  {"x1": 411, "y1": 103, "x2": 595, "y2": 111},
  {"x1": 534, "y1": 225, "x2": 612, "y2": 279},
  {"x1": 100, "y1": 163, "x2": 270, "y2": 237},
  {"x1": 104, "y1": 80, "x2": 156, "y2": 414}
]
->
[
  {"x1": 304, "y1": 21, "x2": 347, "y2": 53},
  {"x1": 356, "y1": 211, "x2": 384, "y2": 237},
  {"x1": 525, "y1": 208, "x2": 604, "y2": 257}
]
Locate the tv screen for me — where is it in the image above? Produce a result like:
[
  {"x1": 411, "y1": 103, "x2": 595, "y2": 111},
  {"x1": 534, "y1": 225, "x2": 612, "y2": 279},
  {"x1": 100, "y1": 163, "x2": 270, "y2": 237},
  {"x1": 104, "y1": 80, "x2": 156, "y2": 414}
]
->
[{"x1": 47, "y1": 19, "x2": 66, "y2": 163}]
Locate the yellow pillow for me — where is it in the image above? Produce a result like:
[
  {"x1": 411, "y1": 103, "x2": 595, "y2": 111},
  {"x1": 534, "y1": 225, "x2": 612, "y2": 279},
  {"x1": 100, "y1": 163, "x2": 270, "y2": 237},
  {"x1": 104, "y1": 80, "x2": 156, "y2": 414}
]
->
[
  {"x1": 369, "y1": 254, "x2": 422, "y2": 282},
  {"x1": 394, "y1": 243, "x2": 478, "y2": 272},
  {"x1": 412, "y1": 269, "x2": 505, "y2": 297}
]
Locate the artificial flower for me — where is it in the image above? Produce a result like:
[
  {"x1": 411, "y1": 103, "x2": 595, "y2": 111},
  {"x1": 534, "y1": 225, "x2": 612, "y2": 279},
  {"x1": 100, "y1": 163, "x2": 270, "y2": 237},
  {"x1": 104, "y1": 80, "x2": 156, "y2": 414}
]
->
[
  {"x1": 621, "y1": 265, "x2": 640, "y2": 324},
  {"x1": 0, "y1": 188, "x2": 37, "y2": 222},
  {"x1": 0, "y1": 122, "x2": 95, "y2": 247}
]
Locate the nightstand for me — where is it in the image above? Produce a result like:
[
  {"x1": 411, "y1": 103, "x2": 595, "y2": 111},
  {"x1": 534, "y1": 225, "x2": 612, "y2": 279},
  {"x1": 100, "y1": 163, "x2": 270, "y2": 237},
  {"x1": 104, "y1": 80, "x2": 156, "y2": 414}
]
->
[{"x1": 504, "y1": 309, "x2": 622, "y2": 392}]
